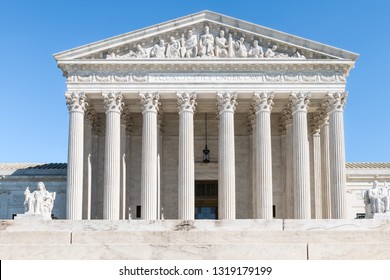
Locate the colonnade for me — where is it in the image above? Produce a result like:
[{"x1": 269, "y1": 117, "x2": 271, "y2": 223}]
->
[{"x1": 65, "y1": 91, "x2": 348, "y2": 220}]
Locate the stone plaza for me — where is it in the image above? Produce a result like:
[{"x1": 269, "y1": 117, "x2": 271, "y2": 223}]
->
[{"x1": 1, "y1": 11, "x2": 390, "y2": 259}]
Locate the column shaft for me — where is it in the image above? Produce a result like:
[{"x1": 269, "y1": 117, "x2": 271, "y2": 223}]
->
[
  {"x1": 285, "y1": 122, "x2": 294, "y2": 218},
  {"x1": 254, "y1": 92, "x2": 274, "y2": 219},
  {"x1": 328, "y1": 92, "x2": 348, "y2": 218},
  {"x1": 177, "y1": 92, "x2": 196, "y2": 220},
  {"x1": 291, "y1": 92, "x2": 311, "y2": 219},
  {"x1": 218, "y1": 92, "x2": 237, "y2": 220},
  {"x1": 140, "y1": 92, "x2": 159, "y2": 220},
  {"x1": 321, "y1": 119, "x2": 331, "y2": 218},
  {"x1": 65, "y1": 92, "x2": 86, "y2": 220},
  {"x1": 313, "y1": 130, "x2": 322, "y2": 219},
  {"x1": 103, "y1": 92, "x2": 123, "y2": 220}
]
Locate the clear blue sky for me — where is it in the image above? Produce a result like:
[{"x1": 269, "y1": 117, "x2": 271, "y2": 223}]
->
[{"x1": 0, "y1": 0, "x2": 389, "y2": 163}]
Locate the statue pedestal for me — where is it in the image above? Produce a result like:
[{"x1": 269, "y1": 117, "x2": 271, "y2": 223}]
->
[
  {"x1": 14, "y1": 214, "x2": 52, "y2": 220},
  {"x1": 372, "y1": 212, "x2": 390, "y2": 219}
]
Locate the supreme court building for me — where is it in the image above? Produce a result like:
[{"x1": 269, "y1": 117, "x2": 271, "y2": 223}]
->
[{"x1": 54, "y1": 11, "x2": 359, "y2": 221}]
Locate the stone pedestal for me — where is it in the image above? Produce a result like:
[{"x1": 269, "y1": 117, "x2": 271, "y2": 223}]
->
[{"x1": 217, "y1": 92, "x2": 237, "y2": 220}]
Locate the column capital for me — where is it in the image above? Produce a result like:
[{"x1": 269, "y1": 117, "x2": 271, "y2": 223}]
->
[
  {"x1": 140, "y1": 91, "x2": 160, "y2": 113},
  {"x1": 102, "y1": 92, "x2": 123, "y2": 113},
  {"x1": 311, "y1": 114, "x2": 322, "y2": 136},
  {"x1": 247, "y1": 107, "x2": 256, "y2": 134},
  {"x1": 65, "y1": 92, "x2": 87, "y2": 113},
  {"x1": 217, "y1": 91, "x2": 237, "y2": 113},
  {"x1": 326, "y1": 91, "x2": 347, "y2": 113},
  {"x1": 253, "y1": 92, "x2": 274, "y2": 114},
  {"x1": 279, "y1": 102, "x2": 293, "y2": 133},
  {"x1": 85, "y1": 106, "x2": 96, "y2": 126},
  {"x1": 177, "y1": 92, "x2": 197, "y2": 113},
  {"x1": 290, "y1": 92, "x2": 310, "y2": 114}
]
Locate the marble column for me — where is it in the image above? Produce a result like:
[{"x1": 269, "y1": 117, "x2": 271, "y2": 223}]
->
[
  {"x1": 102, "y1": 92, "x2": 123, "y2": 220},
  {"x1": 65, "y1": 92, "x2": 86, "y2": 220},
  {"x1": 217, "y1": 92, "x2": 237, "y2": 220},
  {"x1": 177, "y1": 92, "x2": 197, "y2": 220},
  {"x1": 280, "y1": 106, "x2": 293, "y2": 219},
  {"x1": 320, "y1": 114, "x2": 332, "y2": 219},
  {"x1": 312, "y1": 117, "x2": 322, "y2": 219},
  {"x1": 83, "y1": 107, "x2": 95, "y2": 220},
  {"x1": 120, "y1": 109, "x2": 130, "y2": 220},
  {"x1": 248, "y1": 108, "x2": 257, "y2": 218},
  {"x1": 327, "y1": 92, "x2": 348, "y2": 219},
  {"x1": 290, "y1": 92, "x2": 311, "y2": 219},
  {"x1": 253, "y1": 92, "x2": 274, "y2": 219},
  {"x1": 140, "y1": 92, "x2": 160, "y2": 220}
]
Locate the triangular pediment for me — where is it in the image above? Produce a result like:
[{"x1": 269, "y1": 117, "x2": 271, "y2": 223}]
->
[{"x1": 54, "y1": 11, "x2": 358, "y2": 62}]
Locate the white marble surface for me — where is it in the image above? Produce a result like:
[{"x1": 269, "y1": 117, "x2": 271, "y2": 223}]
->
[{"x1": 283, "y1": 219, "x2": 390, "y2": 231}]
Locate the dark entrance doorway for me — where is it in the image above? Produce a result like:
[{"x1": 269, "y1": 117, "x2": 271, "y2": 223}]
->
[{"x1": 195, "y1": 180, "x2": 218, "y2": 219}]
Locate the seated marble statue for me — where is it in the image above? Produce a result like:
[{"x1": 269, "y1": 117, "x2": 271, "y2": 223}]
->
[
  {"x1": 150, "y1": 39, "x2": 166, "y2": 58},
  {"x1": 166, "y1": 36, "x2": 181, "y2": 58},
  {"x1": 364, "y1": 181, "x2": 389, "y2": 217},
  {"x1": 199, "y1": 25, "x2": 214, "y2": 57},
  {"x1": 183, "y1": 30, "x2": 198, "y2": 58},
  {"x1": 214, "y1": 30, "x2": 228, "y2": 58},
  {"x1": 234, "y1": 37, "x2": 248, "y2": 58},
  {"x1": 265, "y1": 44, "x2": 289, "y2": 58},
  {"x1": 248, "y1": 40, "x2": 264, "y2": 58},
  {"x1": 24, "y1": 182, "x2": 56, "y2": 217}
]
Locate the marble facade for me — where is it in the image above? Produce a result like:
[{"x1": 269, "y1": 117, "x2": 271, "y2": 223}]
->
[{"x1": 53, "y1": 11, "x2": 361, "y2": 220}]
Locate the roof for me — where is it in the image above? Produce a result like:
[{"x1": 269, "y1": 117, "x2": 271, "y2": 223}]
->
[
  {"x1": 54, "y1": 10, "x2": 359, "y2": 62},
  {"x1": 346, "y1": 162, "x2": 390, "y2": 169}
]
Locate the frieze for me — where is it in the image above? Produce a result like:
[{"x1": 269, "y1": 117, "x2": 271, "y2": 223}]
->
[{"x1": 67, "y1": 72, "x2": 346, "y2": 84}]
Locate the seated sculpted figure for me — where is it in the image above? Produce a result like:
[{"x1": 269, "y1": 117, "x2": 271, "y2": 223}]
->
[
  {"x1": 24, "y1": 182, "x2": 56, "y2": 217},
  {"x1": 380, "y1": 181, "x2": 390, "y2": 212},
  {"x1": 248, "y1": 40, "x2": 264, "y2": 58},
  {"x1": 166, "y1": 36, "x2": 181, "y2": 58},
  {"x1": 183, "y1": 30, "x2": 198, "y2": 58},
  {"x1": 214, "y1": 30, "x2": 228, "y2": 57},
  {"x1": 150, "y1": 39, "x2": 166, "y2": 58},
  {"x1": 199, "y1": 25, "x2": 214, "y2": 57},
  {"x1": 234, "y1": 37, "x2": 248, "y2": 58},
  {"x1": 265, "y1": 44, "x2": 289, "y2": 58},
  {"x1": 367, "y1": 180, "x2": 382, "y2": 214}
]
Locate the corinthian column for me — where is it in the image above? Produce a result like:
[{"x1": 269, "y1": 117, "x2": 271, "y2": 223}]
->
[
  {"x1": 253, "y1": 92, "x2": 274, "y2": 219},
  {"x1": 327, "y1": 92, "x2": 348, "y2": 219},
  {"x1": 217, "y1": 92, "x2": 237, "y2": 220},
  {"x1": 177, "y1": 92, "x2": 197, "y2": 220},
  {"x1": 140, "y1": 92, "x2": 160, "y2": 220},
  {"x1": 102, "y1": 92, "x2": 123, "y2": 220},
  {"x1": 65, "y1": 92, "x2": 86, "y2": 220},
  {"x1": 320, "y1": 114, "x2": 332, "y2": 219},
  {"x1": 312, "y1": 115, "x2": 322, "y2": 219},
  {"x1": 290, "y1": 92, "x2": 311, "y2": 219}
]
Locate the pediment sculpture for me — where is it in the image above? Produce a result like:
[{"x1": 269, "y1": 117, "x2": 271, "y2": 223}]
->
[
  {"x1": 24, "y1": 182, "x2": 56, "y2": 218},
  {"x1": 106, "y1": 25, "x2": 306, "y2": 60}
]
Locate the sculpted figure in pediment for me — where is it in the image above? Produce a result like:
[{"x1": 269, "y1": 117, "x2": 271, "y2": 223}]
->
[
  {"x1": 265, "y1": 44, "x2": 289, "y2": 58},
  {"x1": 234, "y1": 37, "x2": 248, "y2": 58},
  {"x1": 166, "y1": 36, "x2": 181, "y2": 58},
  {"x1": 293, "y1": 50, "x2": 306, "y2": 59},
  {"x1": 215, "y1": 30, "x2": 228, "y2": 58},
  {"x1": 199, "y1": 25, "x2": 214, "y2": 57},
  {"x1": 248, "y1": 40, "x2": 264, "y2": 58},
  {"x1": 183, "y1": 30, "x2": 198, "y2": 58},
  {"x1": 150, "y1": 39, "x2": 166, "y2": 58}
]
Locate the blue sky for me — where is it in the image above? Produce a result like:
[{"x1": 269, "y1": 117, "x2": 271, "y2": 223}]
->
[{"x1": 0, "y1": 0, "x2": 389, "y2": 163}]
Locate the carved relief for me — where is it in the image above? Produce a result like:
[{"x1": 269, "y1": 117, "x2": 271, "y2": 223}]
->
[
  {"x1": 290, "y1": 92, "x2": 310, "y2": 113},
  {"x1": 65, "y1": 91, "x2": 87, "y2": 112},
  {"x1": 326, "y1": 91, "x2": 347, "y2": 113},
  {"x1": 217, "y1": 92, "x2": 237, "y2": 113},
  {"x1": 102, "y1": 92, "x2": 124, "y2": 113},
  {"x1": 100, "y1": 25, "x2": 310, "y2": 60},
  {"x1": 177, "y1": 92, "x2": 197, "y2": 113},
  {"x1": 139, "y1": 92, "x2": 160, "y2": 113},
  {"x1": 253, "y1": 92, "x2": 274, "y2": 113}
]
